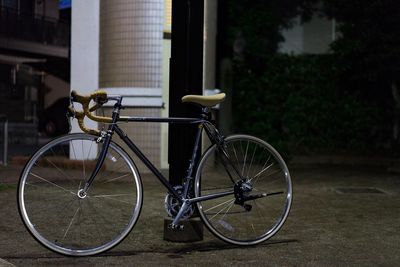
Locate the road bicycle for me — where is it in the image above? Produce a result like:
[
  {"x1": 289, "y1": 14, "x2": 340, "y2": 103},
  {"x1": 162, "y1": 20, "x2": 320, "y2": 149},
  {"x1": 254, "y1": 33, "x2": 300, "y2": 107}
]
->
[{"x1": 17, "y1": 90, "x2": 292, "y2": 256}]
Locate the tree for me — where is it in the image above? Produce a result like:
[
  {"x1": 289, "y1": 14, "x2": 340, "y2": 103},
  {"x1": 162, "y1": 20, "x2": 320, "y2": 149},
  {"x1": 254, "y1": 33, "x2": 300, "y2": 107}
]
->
[
  {"x1": 225, "y1": 0, "x2": 317, "y2": 73},
  {"x1": 321, "y1": 0, "x2": 400, "y2": 145},
  {"x1": 223, "y1": 0, "x2": 399, "y2": 153}
]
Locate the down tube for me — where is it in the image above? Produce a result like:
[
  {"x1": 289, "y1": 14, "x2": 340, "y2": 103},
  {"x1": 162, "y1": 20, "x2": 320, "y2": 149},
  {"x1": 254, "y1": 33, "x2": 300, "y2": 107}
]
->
[{"x1": 113, "y1": 125, "x2": 180, "y2": 199}]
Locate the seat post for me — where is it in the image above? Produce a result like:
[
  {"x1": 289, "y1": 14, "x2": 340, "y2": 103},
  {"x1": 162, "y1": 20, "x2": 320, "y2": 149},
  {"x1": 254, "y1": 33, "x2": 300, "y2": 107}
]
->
[{"x1": 201, "y1": 107, "x2": 212, "y2": 120}]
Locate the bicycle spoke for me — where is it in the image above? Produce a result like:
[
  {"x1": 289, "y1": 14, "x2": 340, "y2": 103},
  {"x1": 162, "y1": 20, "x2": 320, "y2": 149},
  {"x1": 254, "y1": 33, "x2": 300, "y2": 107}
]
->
[
  {"x1": 246, "y1": 145, "x2": 257, "y2": 179},
  {"x1": 253, "y1": 199, "x2": 267, "y2": 222},
  {"x1": 29, "y1": 172, "x2": 76, "y2": 196},
  {"x1": 92, "y1": 155, "x2": 126, "y2": 183},
  {"x1": 251, "y1": 162, "x2": 274, "y2": 182},
  {"x1": 196, "y1": 135, "x2": 292, "y2": 245},
  {"x1": 85, "y1": 198, "x2": 113, "y2": 241},
  {"x1": 252, "y1": 153, "x2": 272, "y2": 180},
  {"x1": 91, "y1": 194, "x2": 134, "y2": 205},
  {"x1": 231, "y1": 144, "x2": 240, "y2": 170},
  {"x1": 45, "y1": 157, "x2": 78, "y2": 184},
  {"x1": 85, "y1": 212, "x2": 104, "y2": 245},
  {"x1": 102, "y1": 173, "x2": 131, "y2": 183},
  {"x1": 209, "y1": 199, "x2": 235, "y2": 221},
  {"x1": 19, "y1": 133, "x2": 142, "y2": 256},
  {"x1": 242, "y1": 141, "x2": 249, "y2": 176},
  {"x1": 252, "y1": 168, "x2": 282, "y2": 188},
  {"x1": 204, "y1": 198, "x2": 236, "y2": 213},
  {"x1": 62, "y1": 205, "x2": 81, "y2": 241},
  {"x1": 81, "y1": 140, "x2": 87, "y2": 182},
  {"x1": 218, "y1": 199, "x2": 236, "y2": 222}
]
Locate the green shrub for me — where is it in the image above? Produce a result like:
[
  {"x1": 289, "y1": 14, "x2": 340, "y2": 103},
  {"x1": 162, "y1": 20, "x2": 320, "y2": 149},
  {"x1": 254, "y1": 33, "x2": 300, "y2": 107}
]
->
[{"x1": 232, "y1": 54, "x2": 387, "y2": 155}]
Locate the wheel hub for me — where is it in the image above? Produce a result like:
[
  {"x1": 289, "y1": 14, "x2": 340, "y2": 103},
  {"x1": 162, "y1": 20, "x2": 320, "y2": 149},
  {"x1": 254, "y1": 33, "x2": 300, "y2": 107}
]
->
[
  {"x1": 234, "y1": 179, "x2": 253, "y2": 205},
  {"x1": 77, "y1": 189, "x2": 87, "y2": 199}
]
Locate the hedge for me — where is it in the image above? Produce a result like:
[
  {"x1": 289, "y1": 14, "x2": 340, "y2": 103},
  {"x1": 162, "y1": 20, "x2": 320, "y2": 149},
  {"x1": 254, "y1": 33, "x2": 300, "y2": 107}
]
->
[{"x1": 232, "y1": 54, "x2": 388, "y2": 156}]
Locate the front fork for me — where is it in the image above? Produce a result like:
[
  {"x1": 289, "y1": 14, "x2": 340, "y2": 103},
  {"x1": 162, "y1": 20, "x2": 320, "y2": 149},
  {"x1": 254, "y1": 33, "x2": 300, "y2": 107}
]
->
[
  {"x1": 81, "y1": 100, "x2": 122, "y2": 194},
  {"x1": 81, "y1": 130, "x2": 112, "y2": 193}
]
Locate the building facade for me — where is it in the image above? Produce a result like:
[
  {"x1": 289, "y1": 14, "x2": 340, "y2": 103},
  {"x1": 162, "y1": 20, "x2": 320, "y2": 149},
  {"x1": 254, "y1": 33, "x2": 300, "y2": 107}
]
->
[
  {"x1": 0, "y1": 0, "x2": 70, "y2": 158},
  {"x1": 71, "y1": 0, "x2": 217, "y2": 170}
]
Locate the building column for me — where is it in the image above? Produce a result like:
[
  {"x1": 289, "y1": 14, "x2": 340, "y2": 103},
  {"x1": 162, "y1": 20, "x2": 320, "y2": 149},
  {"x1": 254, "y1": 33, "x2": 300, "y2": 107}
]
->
[
  {"x1": 70, "y1": 0, "x2": 100, "y2": 131},
  {"x1": 70, "y1": 0, "x2": 100, "y2": 159},
  {"x1": 99, "y1": 0, "x2": 164, "y2": 169}
]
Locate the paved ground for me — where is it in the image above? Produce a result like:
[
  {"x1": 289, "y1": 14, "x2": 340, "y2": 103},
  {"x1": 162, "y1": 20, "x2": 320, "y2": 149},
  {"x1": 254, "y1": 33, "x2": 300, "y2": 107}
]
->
[{"x1": 0, "y1": 163, "x2": 399, "y2": 266}]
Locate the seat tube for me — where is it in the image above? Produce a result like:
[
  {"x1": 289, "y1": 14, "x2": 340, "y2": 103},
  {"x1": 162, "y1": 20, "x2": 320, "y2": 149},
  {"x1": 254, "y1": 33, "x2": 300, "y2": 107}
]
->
[{"x1": 182, "y1": 123, "x2": 203, "y2": 198}]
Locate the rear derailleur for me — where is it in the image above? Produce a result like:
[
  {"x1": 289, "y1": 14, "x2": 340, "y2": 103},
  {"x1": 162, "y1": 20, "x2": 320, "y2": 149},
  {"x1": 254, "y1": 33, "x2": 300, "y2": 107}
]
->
[{"x1": 234, "y1": 179, "x2": 267, "y2": 211}]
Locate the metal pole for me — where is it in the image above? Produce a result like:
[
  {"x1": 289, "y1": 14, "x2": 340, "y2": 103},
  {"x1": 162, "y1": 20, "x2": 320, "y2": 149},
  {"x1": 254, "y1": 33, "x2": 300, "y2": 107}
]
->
[
  {"x1": 3, "y1": 119, "x2": 7, "y2": 166},
  {"x1": 165, "y1": 0, "x2": 204, "y2": 242},
  {"x1": 169, "y1": 0, "x2": 204, "y2": 185},
  {"x1": 0, "y1": 115, "x2": 7, "y2": 166}
]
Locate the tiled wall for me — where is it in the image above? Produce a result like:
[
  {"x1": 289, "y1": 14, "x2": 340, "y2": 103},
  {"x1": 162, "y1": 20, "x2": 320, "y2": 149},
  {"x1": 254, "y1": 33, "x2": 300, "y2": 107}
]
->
[
  {"x1": 99, "y1": 0, "x2": 164, "y2": 88},
  {"x1": 98, "y1": 0, "x2": 164, "y2": 171}
]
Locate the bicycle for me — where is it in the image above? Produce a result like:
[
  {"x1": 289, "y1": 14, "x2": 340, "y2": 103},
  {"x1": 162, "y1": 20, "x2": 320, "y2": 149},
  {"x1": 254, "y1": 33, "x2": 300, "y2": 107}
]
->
[{"x1": 17, "y1": 90, "x2": 292, "y2": 256}]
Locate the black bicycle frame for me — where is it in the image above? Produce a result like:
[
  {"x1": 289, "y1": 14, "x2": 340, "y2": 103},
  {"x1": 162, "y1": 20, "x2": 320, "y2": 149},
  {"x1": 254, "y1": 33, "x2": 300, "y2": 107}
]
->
[
  {"x1": 82, "y1": 98, "x2": 241, "y2": 206},
  {"x1": 115, "y1": 120, "x2": 201, "y2": 200}
]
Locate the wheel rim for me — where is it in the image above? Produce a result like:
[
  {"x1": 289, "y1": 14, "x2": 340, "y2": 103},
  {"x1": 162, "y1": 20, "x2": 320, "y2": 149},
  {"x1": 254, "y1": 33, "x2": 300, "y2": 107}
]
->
[
  {"x1": 18, "y1": 134, "x2": 142, "y2": 256},
  {"x1": 195, "y1": 135, "x2": 292, "y2": 245}
]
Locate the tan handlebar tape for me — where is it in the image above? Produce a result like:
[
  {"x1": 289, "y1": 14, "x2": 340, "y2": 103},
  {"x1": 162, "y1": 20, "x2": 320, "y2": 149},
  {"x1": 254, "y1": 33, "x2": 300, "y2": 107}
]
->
[
  {"x1": 71, "y1": 90, "x2": 107, "y2": 105},
  {"x1": 70, "y1": 90, "x2": 113, "y2": 135},
  {"x1": 68, "y1": 106, "x2": 100, "y2": 135}
]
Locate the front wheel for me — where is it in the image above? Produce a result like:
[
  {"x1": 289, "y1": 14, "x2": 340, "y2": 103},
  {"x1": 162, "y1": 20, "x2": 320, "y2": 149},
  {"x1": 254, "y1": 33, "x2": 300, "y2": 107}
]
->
[
  {"x1": 195, "y1": 135, "x2": 292, "y2": 245},
  {"x1": 18, "y1": 133, "x2": 143, "y2": 256}
]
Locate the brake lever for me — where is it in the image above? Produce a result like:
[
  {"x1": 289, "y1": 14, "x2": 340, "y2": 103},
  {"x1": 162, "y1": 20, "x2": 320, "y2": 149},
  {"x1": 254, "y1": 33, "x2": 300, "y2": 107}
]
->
[{"x1": 95, "y1": 96, "x2": 108, "y2": 105}]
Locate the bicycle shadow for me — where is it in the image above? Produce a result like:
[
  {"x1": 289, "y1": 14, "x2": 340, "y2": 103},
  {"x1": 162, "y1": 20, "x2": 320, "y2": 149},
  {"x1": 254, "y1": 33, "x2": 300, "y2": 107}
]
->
[
  {"x1": 104, "y1": 238, "x2": 298, "y2": 257},
  {"x1": 3, "y1": 239, "x2": 298, "y2": 261}
]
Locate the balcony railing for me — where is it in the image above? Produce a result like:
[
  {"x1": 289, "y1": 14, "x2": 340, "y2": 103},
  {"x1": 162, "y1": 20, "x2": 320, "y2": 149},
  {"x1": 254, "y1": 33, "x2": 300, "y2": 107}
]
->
[{"x1": 0, "y1": 6, "x2": 70, "y2": 47}]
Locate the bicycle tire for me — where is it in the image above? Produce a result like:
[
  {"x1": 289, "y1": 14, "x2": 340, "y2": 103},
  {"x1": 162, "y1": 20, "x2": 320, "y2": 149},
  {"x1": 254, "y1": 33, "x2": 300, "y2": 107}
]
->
[
  {"x1": 18, "y1": 133, "x2": 143, "y2": 256},
  {"x1": 195, "y1": 134, "x2": 292, "y2": 245}
]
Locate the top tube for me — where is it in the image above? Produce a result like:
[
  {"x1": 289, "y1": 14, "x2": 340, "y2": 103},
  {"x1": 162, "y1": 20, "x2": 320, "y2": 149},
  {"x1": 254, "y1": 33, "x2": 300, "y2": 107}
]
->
[{"x1": 118, "y1": 116, "x2": 205, "y2": 124}]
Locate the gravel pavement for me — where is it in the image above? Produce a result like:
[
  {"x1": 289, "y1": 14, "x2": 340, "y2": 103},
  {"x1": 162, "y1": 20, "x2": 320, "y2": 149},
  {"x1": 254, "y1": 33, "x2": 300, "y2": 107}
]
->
[{"x1": 0, "y1": 163, "x2": 399, "y2": 266}]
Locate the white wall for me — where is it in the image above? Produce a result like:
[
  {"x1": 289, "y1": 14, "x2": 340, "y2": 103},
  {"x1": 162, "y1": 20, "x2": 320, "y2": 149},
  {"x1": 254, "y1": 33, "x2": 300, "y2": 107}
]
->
[
  {"x1": 279, "y1": 15, "x2": 335, "y2": 55},
  {"x1": 70, "y1": 0, "x2": 99, "y2": 133},
  {"x1": 161, "y1": 39, "x2": 171, "y2": 169},
  {"x1": 70, "y1": 0, "x2": 100, "y2": 159},
  {"x1": 280, "y1": 17, "x2": 304, "y2": 54},
  {"x1": 203, "y1": 0, "x2": 217, "y2": 90},
  {"x1": 303, "y1": 16, "x2": 335, "y2": 54}
]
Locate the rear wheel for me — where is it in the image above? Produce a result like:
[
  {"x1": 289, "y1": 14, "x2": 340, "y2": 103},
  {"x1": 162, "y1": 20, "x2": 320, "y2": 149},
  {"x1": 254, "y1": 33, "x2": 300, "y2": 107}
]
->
[
  {"x1": 195, "y1": 134, "x2": 292, "y2": 245},
  {"x1": 18, "y1": 133, "x2": 143, "y2": 256}
]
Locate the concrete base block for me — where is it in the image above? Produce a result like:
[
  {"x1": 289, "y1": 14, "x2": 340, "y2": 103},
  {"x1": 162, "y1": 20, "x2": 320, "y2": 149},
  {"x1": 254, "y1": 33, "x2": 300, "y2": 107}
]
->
[{"x1": 163, "y1": 218, "x2": 204, "y2": 242}]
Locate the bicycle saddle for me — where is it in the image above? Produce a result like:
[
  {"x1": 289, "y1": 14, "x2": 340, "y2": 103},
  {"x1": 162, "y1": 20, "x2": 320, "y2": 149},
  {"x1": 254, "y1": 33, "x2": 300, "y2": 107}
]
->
[{"x1": 182, "y1": 93, "x2": 226, "y2": 107}]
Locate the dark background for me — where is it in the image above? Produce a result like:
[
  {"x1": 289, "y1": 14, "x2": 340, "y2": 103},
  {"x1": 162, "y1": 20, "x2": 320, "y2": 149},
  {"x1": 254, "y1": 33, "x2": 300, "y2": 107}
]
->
[{"x1": 217, "y1": 0, "x2": 400, "y2": 157}]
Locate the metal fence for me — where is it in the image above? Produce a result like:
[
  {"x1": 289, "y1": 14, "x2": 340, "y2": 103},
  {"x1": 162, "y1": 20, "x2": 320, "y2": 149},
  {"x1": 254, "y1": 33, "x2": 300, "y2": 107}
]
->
[{"x1": 0, "y1": 5, "x2": 70, "y2": 47}]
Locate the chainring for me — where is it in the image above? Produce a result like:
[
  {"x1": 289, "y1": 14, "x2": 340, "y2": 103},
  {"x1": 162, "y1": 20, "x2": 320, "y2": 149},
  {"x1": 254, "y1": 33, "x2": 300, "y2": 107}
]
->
[{"x1": 164, "y1": 185, "x2": 194, "y2": 220}]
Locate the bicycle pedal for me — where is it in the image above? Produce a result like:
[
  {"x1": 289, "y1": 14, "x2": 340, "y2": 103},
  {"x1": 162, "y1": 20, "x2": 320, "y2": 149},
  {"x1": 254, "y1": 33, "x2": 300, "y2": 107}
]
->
[{"x1": 169, "y1": 223, "x2": 184, "y2": 231}]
